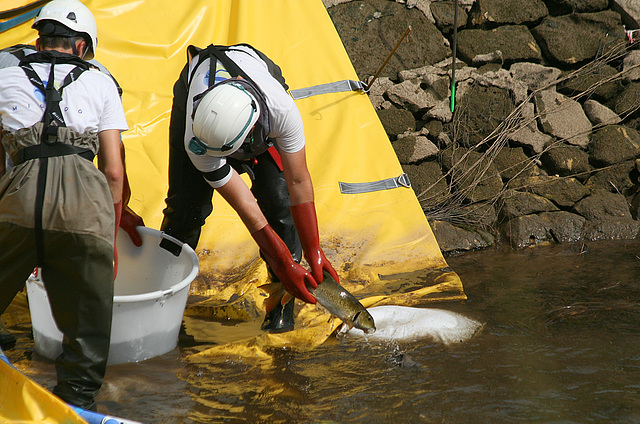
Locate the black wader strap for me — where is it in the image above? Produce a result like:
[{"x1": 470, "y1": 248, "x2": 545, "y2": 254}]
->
[
  {"x1": 15, "y1": 143, "x2": 94, "y2": 165},
  {"x1": 205, "y1": 44, "x2": 260, "y2": 89},
  {"x1": 18, "y1": 52, "x2": 89, "y2": 266}
]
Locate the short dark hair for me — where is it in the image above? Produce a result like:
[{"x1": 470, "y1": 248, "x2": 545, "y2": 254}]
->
[{"x1": 39, "y1": 34, "x2": 85, "y2": 51}]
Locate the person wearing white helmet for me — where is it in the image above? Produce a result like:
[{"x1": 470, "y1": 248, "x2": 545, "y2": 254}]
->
[
  {"x1": 0, "y1": 0, "x2": 128, "y2": 410},
  {"x1": 31, "y1": 0, "x2": 98, "y2": 60},
  {"x1": 161, "y1": 44, "x2": 339, "y2": 333}
]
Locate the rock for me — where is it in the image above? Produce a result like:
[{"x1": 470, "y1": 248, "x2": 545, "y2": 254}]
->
[
  {"x1": 423, "y1": 119, "x2": 444, "y2": 140},
  {"x1": 377, "y1": 108, "x2": 416, "y2": 140},
  {"x1": 588, "y1": 125, "x2": 640, "y2": 167},
  {"x1": 471, "y1": 50, "x2": 504, "y2": 66},
  {"x1": 387, "y1": 79, "x2": 443, "y2": 112},
  {"x1": 507, "y1": 101, "x2": 553, "y2": 154},
  {"x1": 430, "y1": 1, "x2": 467, "y2": 34},
  {"x1": 469, "y1": 0, "x2": 548, "y2": 26},
  {"x1": 498, "y1": 189, "x2": 559, "y2": 221},
  {"x1": 501, "y1": 214, "x2": 551, "y2": 248},
  {"x1": 453, "y1": 84, "x2": 515, "y2": 147},
  {"x1": 572, "y1": 190, "x2": 632, "y2": 220},
  {"x1": 493, "y1": 146, "x2": 541, "y2": 180},
  {"x1": 471, "y1": 68, "x2": 529, "y2": 105},
  {"x1": 558, "y1": 64, "x2": 621, "y2": 103},
  {"x1": 534, "y1": 89, "x2": 592, "y2": 147},
  {"x1": 546, "y1": 0, "x2": 611, "y2": 14},
  {"x1": 631, "y1": 189, "x2": 640, "y2": 219},
  {"x1": 461, "y1": 202, "x2": 498, "y2": 226},
  {"x1": 525, "y1": 176, "x2": 590, "y2": 208},
  {"x1": 333, "y1": 0, "x2": 640, "y2": 252},
  {"x1": 402, "y1": 161, "x2": 449, "y2": 205},
  {"x1": 394, "y1": 134, "x2": 439, "y2": 163},
  {"x1": 584, "y1": 161, "x2": 637, "y2": 195},
  {"x1": 609, "y1": 82, "x2": 640, "y2": 118},
  {"x1": 405, "y1": 0, "x2": 436, "y2": 23},
  {"x1": 583, "y1": 100, "x2": 622, "y2": 125},
  {"x1": 540, "y1": 144, "x2": 591, "y2": 179},
  {"x1": 430, "y1": 220, "x2": 495, "y2": 252},
  {"x1": 328, "y1": 0, "x2": 450, "y2": 79},
  {"x1": 582, "y1": 218, "x2": 640, "y2": 241},
  {"x1": 622, "y1": 51, "x2": 640, "y2": 83},
  {"x1": 611, "y1": 0, "x2": 640, "y2": 29},
  {"x1": 531, "y1": 11, "x2": 626, "y2": 65},
  {"x1": 457, "y1": 25, "x2": 542, "y2": 65},
  {"x1": 367, "y1": 77, "x2": 395, "y2": 110},
  {"x1": 539, "y1": 211, "x2": 586, "y2": 243},
  {"x1": 440, "y1": 147, "x2": 504, "y2": 202},
  {"x1": 509, "y1": 62, "x2": 562, "y2": 92},
  {"x1": 322, "y1": 0, "x2": 352, "y2": 7}
]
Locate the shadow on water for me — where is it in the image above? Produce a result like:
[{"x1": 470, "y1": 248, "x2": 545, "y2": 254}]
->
[{"x1": 5, "y1": 239, "x2": 640, "y2": 423}]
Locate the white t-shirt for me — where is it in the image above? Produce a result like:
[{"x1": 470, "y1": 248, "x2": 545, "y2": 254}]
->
[
  {"x1": 0, "y1": 62, "x2": 128, "y2": 134},
  {"x1": 185, "y1": 45, "x2": 304, "y2": 188}
]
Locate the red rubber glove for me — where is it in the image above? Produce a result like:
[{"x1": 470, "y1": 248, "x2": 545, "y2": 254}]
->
[
  {"x1": 290, "y1": 201, "x2": 340, "y2": 284},
  {"x1": 120, "y1": 206, "x2": 144, "y2": 247},
  {"x1": 252, "y1": 224, "x2": 317, "y2": 304},
  {"x1": 120, "y1": 170, "x2": 144, "y2": 246},
  {"x1": 113, "y1": 201, "x2": 123, "y2": 279}
]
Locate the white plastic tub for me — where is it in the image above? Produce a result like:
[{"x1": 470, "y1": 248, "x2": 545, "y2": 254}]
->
[{"x1": 26, "y1": 227, "x2": 199, "y2": 364}]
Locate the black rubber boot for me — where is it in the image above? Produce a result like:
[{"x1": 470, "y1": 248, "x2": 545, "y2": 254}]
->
[
  {"x1": 0, "y1": 322, "x2": 16, "y2": 350},
  {"x1": 261, "y1": 297, "x2": 295, "y2": 333}
]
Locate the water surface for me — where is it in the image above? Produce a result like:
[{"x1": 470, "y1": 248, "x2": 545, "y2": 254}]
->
[{"x1": 6, "y1": 239, "x2": 640, "y2": 423}]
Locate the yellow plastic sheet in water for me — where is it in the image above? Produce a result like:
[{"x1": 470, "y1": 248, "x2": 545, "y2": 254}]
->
[
  {"x1": 0, "y1": 357, "x2": 85, "y2": 424},
  {"x1": 1, "y1": 0, "x2": 465, "y2": 360}
]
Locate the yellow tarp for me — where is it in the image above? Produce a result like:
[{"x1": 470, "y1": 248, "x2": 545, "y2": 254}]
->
[
  {"x1": 0, "y1": 355, "x2": 85, "y2": 424},
  {"x1": 1, "y1": 0, "x2": 464, "y2": 356}
]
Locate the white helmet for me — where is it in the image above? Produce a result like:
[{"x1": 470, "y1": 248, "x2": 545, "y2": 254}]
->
[
  {"x1": 33, "y1": 0, "x2": 98, "y2": 60},
  {"x1": 190, "y1": 82, "x2": 260, "y2": 157}
]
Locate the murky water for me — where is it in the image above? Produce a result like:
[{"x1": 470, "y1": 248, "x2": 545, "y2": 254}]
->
[{"x1": 5, "y1": 239, "x2": 640, "y2": 423}]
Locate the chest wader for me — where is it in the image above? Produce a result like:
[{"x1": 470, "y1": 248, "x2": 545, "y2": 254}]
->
[
  {"x1": 161, "y1": 45, "x2": 300, "y2": 332},
  {"x1": 205, "y1": 45, "x2": 303, "y2": 333},
  {"x1": 18, "y1": 52, "x2": 93, "y2": 266},
  {"x1": 16, "y1": 52, "x2": 112, "y2": 411}
]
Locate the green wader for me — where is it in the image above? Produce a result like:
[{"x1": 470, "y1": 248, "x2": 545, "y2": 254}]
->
[{"x1": 0, "y1": 52, "x2": 116, "y2": 410}]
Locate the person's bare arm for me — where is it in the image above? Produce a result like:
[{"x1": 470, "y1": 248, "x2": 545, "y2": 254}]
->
[
  {"x1": 97, "y1": 129, "x2": 124, "y2": 203},
  {"x1": 216, "y1": 169, "x2": 268, "y2": 233},
  {"x1": 280, "y1": 147, "x2": 314, "y2": 206}
]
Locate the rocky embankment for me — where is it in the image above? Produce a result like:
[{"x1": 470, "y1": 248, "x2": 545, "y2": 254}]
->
[{"x1": 325, "y1": 0, "x2": 640, "y2": 254}]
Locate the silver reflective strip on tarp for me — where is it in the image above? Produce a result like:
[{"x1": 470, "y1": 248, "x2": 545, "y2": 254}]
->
[
  {"x1": 339, "y1": 173, "x2": 411, "y2": 194},
  {"x1": 289, "y1": 79, "x2": 367, "y2": 100}
]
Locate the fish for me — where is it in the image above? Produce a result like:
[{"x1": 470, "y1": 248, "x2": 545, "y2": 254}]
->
[
  {"x1": 259, "y1": 270, "x2": 376, "y2": 334},
  {"x1": 308, "y1": 270, "x2": 376, "y2": 334}
]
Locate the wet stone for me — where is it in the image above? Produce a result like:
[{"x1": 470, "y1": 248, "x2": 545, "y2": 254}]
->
[
  {"x1": 585, "y1": 162, "x2": 637, "y2": 195},
  {"x1": 531, "y1": 11, "x2": 626, "y2": 65},
  {"x1": 589, "y1": 125, "x2": 640, "y2": 167},
  {"x1": 457, "y1": 25, "x2": 542, "y2": 65},
  {"x1": 541, "y1": 144, "x2": 591, "y2": 179},
  {"x1": 430, "y1": 220, "x2": 496, "y2": 253},
  {"x1": 469, "y1": 0, "x2": 549, "y2": 26},
  {"x1": 528, "y1": 176, "x2": 591, "y2": 209},
  {"x1": 498, "y1": 189, "x2": 560, "y2": 222},
  {"x1": 572, "y1": 190, "x2": 632, "y2": 221},
  {"x1": 377, "y1": 108, "x2": 416, "y2": 140},
  {"x1": 538, "y1": 211, "x2": 586, "y2": 243}
]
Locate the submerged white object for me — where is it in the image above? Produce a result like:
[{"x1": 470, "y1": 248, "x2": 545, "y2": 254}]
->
[
  {"x1": 338, "y1": 305, "x2": 483, "y2": 345},
  {"x1": 26, "y1": 227, "x2": 199, "y2": 364}
]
